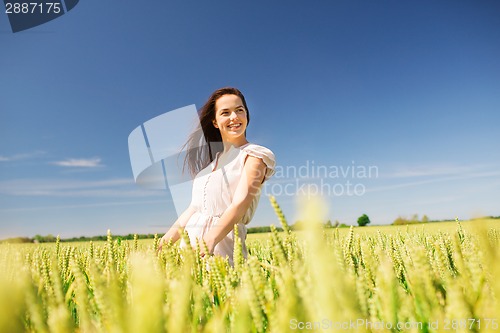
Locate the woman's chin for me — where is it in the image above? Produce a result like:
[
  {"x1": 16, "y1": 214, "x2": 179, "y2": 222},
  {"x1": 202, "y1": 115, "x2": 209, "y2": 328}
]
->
[
  {"x1": 225, "y1": 129, "x2": 245, "y2": 136},
  {"x1": 222, "y1": 132, "x2": 247, "y2": 143}
]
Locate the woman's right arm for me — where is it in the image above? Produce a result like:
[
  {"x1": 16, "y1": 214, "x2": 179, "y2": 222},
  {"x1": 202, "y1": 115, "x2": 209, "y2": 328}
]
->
[{"x1": 158, "y1": 205, "x2": 196, "y2": 251}]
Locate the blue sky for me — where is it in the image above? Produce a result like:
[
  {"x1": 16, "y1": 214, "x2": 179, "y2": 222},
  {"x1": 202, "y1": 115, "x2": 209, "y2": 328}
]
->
[{"x1": 1, "y1": 0, "x2": 500, "y2": 238}]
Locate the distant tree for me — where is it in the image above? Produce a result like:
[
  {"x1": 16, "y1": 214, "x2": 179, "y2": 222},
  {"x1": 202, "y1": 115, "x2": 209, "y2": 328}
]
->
[
  {"x1": 33, "y1": 234, "x2": 56, "y2": 243},
  {"x1": 334, "y1": 220, "x2": 340, "y2": 227},
  {"x1": 325, "y1": 220, "x2": 333, "y2": 228},
  {"x1": 393, "y1": 216, "x2": 411, "y2": 225},
  {"x1": 393, "y1": 214, "x2": 430, "y2": 225},
  {"x1": 44, "y1": 234, "x2": 56, "y2": 243},
  {"x1": 357, "y1": 214, "x2": 371, "y2": 227}
]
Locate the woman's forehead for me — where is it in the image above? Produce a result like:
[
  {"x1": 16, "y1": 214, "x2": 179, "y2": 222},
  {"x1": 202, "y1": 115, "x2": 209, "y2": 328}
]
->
[{"x1": 215, "y1": 94, "x2": 243, "y2": 110}]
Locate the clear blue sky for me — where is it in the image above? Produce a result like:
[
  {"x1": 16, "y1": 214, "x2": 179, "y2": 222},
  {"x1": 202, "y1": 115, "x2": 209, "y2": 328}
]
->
[{"x1": 1, "y1": 0, "x2": 500, "y2": 238}]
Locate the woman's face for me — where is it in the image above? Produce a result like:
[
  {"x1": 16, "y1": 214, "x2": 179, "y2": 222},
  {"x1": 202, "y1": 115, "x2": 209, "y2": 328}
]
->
[{"x1": 213, "y1": 94, "x2": 248, "y2": 143}]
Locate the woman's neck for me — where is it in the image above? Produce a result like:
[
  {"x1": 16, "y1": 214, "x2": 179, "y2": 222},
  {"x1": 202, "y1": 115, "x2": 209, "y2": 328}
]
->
[{"x1": 222, "y1": 139, "x2": 249, "y2": 153}]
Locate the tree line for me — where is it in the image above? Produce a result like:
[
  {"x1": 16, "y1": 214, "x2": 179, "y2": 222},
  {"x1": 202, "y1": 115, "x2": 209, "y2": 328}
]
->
[{"x1": 2, "y1": 215, "x2": 498, "y2": 244}]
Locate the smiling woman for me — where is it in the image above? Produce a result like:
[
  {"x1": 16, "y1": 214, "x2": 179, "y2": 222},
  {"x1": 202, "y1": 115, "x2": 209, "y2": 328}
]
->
[{"x1": 157, "y1": 87, "x2": 276, "y2": 265}]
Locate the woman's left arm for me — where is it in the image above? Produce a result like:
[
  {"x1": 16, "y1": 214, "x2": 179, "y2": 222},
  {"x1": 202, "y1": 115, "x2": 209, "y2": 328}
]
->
[{"x1": 201, "y1": 155, "x2": 267, "y2": 255}]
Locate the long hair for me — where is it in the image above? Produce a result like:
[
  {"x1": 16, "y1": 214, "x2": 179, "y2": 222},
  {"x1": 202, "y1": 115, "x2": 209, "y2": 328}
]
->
[{"x1": 182, "y1": 87, "x2": 250, "y2": 178}]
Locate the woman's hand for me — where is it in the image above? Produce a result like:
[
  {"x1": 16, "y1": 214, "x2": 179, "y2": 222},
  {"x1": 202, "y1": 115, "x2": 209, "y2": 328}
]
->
[
  {"x1": 157, "y1": 234, "x2": 169, "y2": 254},
  {"x1": 199, "y1": 237, "x2": 215, "y2": 257}
]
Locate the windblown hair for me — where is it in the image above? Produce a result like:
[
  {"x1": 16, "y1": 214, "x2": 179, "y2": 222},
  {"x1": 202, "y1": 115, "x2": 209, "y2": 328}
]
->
[{"x1": 182, "y1": 87, "x2": 250, "y2": 178}]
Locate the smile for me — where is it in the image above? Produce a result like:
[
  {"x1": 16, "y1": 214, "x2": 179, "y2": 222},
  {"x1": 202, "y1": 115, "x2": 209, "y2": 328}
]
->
[{"x1": 228, "y1": 123, "x2": 242, "y2": 129}]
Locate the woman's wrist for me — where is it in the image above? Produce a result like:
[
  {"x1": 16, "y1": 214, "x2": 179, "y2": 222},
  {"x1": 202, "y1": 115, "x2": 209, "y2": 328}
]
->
[{"x1": 203, "y1": 236, "x2": 216, "y2": 254}]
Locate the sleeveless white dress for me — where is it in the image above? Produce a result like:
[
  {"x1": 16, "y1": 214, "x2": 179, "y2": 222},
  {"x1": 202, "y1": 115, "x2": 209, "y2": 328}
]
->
[{"x1": 181, "y1": 142, "x2": 276, "y2": 265}]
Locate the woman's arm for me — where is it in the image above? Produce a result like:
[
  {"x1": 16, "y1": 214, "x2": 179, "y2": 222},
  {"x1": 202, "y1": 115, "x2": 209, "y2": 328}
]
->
[
  {"x1": 158, "y1": 204, "x2": 197, "y2": 251},
  {"x1": 201, "y1": 155, "x2": 267, "y2": 255}
]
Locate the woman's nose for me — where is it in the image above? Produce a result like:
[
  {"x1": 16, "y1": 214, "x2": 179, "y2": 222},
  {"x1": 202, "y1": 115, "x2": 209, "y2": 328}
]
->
[{"x1": 229, "y1": 111, "x2": 238, "y2": 119}]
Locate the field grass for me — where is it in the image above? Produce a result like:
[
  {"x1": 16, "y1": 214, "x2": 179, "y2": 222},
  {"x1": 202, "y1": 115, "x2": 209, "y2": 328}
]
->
[{"x1": 1, "y1": 201, "x2": 499, "y2": 332}]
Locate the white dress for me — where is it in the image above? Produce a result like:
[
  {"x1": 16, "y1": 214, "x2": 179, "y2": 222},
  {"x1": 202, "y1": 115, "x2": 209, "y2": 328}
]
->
[{"x1": 181, "y1": 142, "x2": 276, "y2": 265}]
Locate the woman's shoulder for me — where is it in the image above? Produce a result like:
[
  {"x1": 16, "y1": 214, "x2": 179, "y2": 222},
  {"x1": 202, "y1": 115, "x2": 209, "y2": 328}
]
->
[
  {"x1": 240, "y1": 143, "x2": 276, "y2": 167},
  {"x1": 241, "y1": 143, "x2": 275, "y2": 157}
]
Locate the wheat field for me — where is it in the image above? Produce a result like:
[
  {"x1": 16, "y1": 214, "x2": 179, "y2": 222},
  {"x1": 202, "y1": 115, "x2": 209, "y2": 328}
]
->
[{"x1": 1, "y1": 197, "x2": 499, "y2": 332}]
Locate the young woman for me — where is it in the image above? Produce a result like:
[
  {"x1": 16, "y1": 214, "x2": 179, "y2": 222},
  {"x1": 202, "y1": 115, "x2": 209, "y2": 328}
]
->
[{"x1": 157, "y1": 87, "x2": 275, "y2": 265}]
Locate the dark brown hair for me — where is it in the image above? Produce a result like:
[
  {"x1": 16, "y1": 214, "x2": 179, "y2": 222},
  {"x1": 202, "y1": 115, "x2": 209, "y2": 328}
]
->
[{"x1": 182, "y1": 87, "x2": 250, "y2": 178}]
